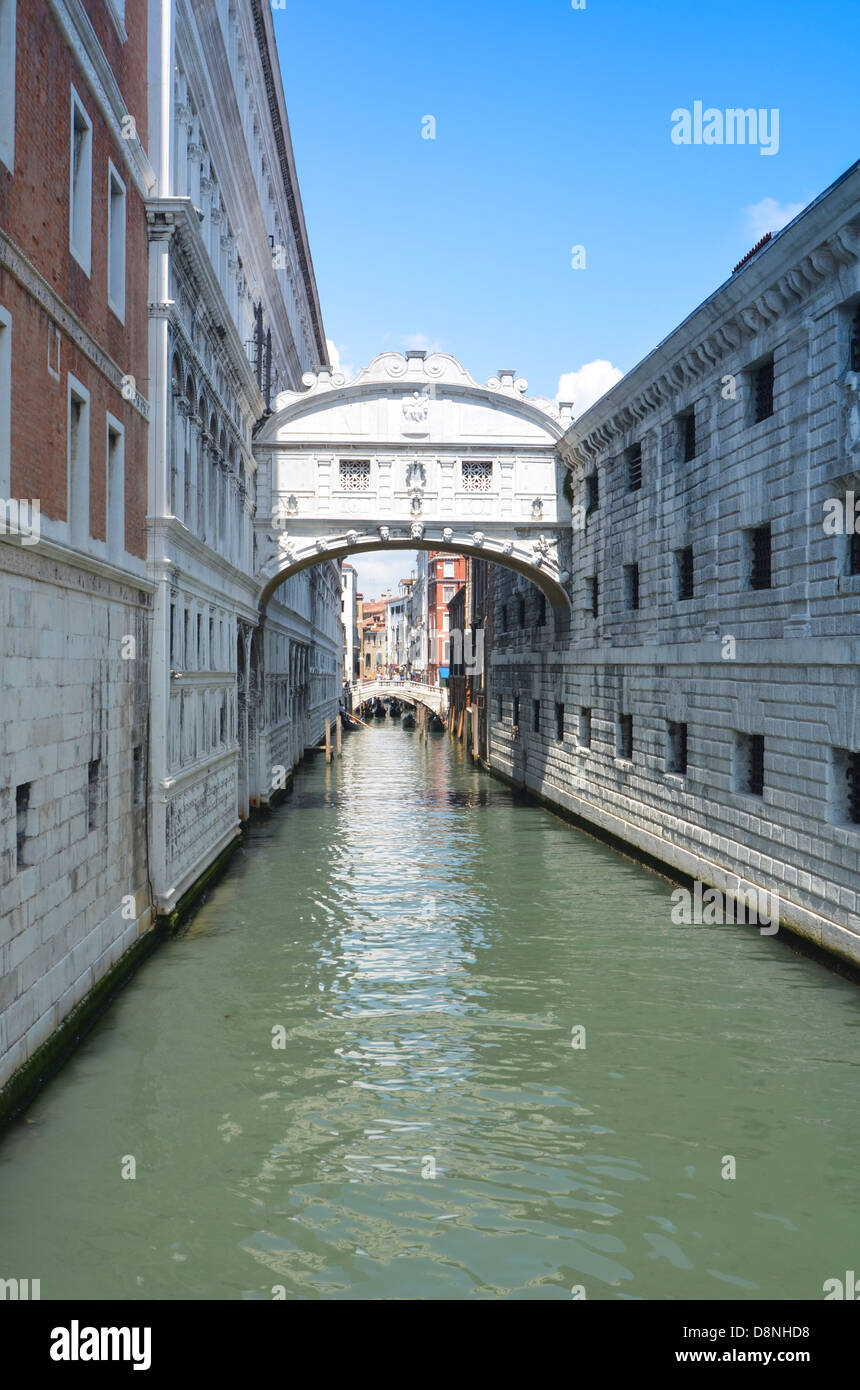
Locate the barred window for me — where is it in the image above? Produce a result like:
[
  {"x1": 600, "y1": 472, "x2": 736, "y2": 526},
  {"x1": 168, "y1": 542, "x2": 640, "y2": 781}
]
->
[
  {"x1": 667, "y1": 721, "x2": 688, "y2": 775},
  {"x1": 748, "y1": 524, "x2": 772, "y2": 590},
  {"x1": 627, "y1": 443, "x2": 642, "y2": 492},
  {"x1": 833, "y1": 746, "x2": 860, "y2": 824},
  {"x1": 339, "y1": 459, "x2": 371, "y2": 491},
  {"x1": 462, "y1": 460, "x2": 493, "y2": 492},
  {"x1": 579, "y1": 707, "x2": 592, "y2": 748},
  {"x1": 585, "y1": 472, "x2": 599, "y2": 513},
  {"x1": 617, "y1": 714, "x2": 633, "y2": 761},
  {"x1": 675, "y1": 546, "x2": 694, "y2": 600},
  {"x1": 736, "y1": 732, "x2": 764, "y2": 796},
  {"x1": 587, "y1": 575, "x2": 598, "y2": 617},
  {"x1": 679, "y1": 408, "x2": 696, "y2": 462},
  {"x1": 624, "y1": 562, "x2": 640, "y2": 610},
  {"x1": 752, "y1": 357, "x2": 774, "y2": 423},
  {"x1": 850, "y1": 305, "x2": 860, "y2": 373}
]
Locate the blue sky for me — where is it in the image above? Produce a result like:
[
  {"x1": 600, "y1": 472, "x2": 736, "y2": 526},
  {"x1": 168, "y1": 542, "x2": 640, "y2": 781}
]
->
[{"x1": 272, "y1": 0, "x2": 860, "y2": 594}]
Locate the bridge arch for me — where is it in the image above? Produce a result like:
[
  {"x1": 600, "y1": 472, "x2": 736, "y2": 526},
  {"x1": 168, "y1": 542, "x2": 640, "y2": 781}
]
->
[{"x1": 258, "y1": 534, "x2": 570, "y2": 610}]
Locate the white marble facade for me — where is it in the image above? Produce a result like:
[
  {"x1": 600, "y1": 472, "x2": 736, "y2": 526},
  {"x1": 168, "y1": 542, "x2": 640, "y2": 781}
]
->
[{"x1": 146, "y1": 0, "x2": 339, "y2": 916}]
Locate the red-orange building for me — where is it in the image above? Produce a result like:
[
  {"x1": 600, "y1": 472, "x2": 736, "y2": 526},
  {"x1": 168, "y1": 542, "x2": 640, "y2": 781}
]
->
[
  {"x1": 426, "y1": 551, "x2": 466, "y2": 685},
  {"x1": 0, "y1": 0, "x2": 150, "y2": 552}
]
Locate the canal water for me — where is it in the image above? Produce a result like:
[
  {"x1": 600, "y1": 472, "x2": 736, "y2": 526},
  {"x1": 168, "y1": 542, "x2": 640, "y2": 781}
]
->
[{"x1": 1, "y1": 720, "x2": 858, "y2": 1301}]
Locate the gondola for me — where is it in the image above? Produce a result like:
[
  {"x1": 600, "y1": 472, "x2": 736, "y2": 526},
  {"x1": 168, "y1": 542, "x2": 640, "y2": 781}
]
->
[
  {"x1": 401, "y1": 708, "x2": 416, "y2": 729},
  {"x1": 388, "y1": 699, "x2": 401, "y2": 718},
  {"x1": 429, "y1": 713, "x2": 445, "y2": 732},
  {"x1": 373, "y1": 698, "x2": 387, "y2": 719}
]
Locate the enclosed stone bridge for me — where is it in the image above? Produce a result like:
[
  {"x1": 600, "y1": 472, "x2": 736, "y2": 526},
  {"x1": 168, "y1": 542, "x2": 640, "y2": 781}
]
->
[
  {"x1": 252, "y1": 350, "x2": 573, "y2": 607},
  {"x1": 351, "y1": 678, "x2": 448, "y2": 718}
]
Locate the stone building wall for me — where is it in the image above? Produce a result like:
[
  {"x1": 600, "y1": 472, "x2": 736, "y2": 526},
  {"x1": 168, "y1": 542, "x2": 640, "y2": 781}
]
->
[
  {"x1": 0, "y1": 0, "x2": 154, "y2": 1092},
  {"x1": 489, "y1": 162, "x2": 860, "y2": 966}
]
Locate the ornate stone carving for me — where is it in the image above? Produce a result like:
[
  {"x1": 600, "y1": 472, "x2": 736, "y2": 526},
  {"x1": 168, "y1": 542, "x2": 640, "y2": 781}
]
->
[
  {"x1": 410, "y1": 522, "x2": 425, "y2": 540},
  {"x1": 378, "y1": 525, "x2": 390, "y2": 543},
  {"x1": 442, "y1": 527, "x2": 453, "y2": 543},
  {"x1": 472, "y1": 531, "x2": 485, "y2": 547},
  {"x1": 403, "y1": 391, "x2": 430, "y2": 424},
  {"x1": 405, "y1": 459, "x2": 426, "y2": 491},
  {"x1": 531, "y1": 534, "x2": 551, "y2": 568}
]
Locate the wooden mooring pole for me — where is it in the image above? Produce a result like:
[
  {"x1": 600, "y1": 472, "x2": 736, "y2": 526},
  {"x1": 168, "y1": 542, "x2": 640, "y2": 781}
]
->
[{"x1": 324, "y1": 718, "x2": 332, "y2": 764}]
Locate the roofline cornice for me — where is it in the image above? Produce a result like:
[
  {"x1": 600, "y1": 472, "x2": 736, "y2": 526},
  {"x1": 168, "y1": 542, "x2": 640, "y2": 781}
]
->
[{"x1": 563, "y1": 161, "x2": 860, "y2": 468}]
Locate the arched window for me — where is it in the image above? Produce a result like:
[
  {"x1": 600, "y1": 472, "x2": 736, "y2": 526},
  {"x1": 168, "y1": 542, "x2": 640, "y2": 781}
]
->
[
  {"x1": 208, "y1": 411, "x2": 218, "y2": 544},
  {"x1": 169, "y1": 354, "x2": 183, "y2": 516}
]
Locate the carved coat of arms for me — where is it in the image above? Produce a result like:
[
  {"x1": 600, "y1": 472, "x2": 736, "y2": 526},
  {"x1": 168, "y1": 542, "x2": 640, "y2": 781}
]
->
[{"x1": 403, "y1": 391, "x2": 430, "y2": 424}]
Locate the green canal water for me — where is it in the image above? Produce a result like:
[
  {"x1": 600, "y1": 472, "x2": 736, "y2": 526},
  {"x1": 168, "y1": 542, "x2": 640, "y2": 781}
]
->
[{"x1": 1, "y1": 721, "x2": 859, "y2": 1300}]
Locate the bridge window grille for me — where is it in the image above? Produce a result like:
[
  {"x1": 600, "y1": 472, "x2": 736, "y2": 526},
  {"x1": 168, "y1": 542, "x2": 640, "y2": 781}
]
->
[
  {"x1": 517, "y1": 595, "x2": 526, "y2": 628},
  {"x1": 748, "y1": 524, "x2": 772, "y2": 590},
  {"x1": 617, "y1": 714, "x2": 633, "y2": 761},
  {"x1": 533, "y1": 700, "x2": 541, "y2": 733},
  {"x1": 537, "y1": 593, "x2": 547, "y2": 626},
  {"x1": 512, "y1": 695, "x2": 520, "y2": 729},
  {"x1": 627, "y1": 444, "x2": 642, "y2": 492},
  {"x1": 752, "y1": 357, "x2": 774, "y2": 423},
  {"x1": 339, "y1": 459, "x2": 371, "y2": 491},
  {"x1": 667, "y1": 721, "x2": 688, "y2": 775},
  {"x1": 579, "y1": 707, "x2": 592, "y2": 748},
  {"x1": 851, "y1": 530, "x2": 860, "y2": 576},
  {"x1": 556, "y1": 702, "x2": 565, "y2": 741},
  {"x1": 736, "y1": 732, "x2": 764, "y2": 796},
  {"x1": 675, "y1": 546, "x2": 694, "y2": 600},
  {"x1": 497, "y1": 695, "x2": 503, "y2": 721},
  {"x1": 851, "y1": 306, "x2": 860, "y2": 372},
  {"x1": 680, "y1": 408, "x2": 697, "y2": 462},
  {"x1": 624, "y1": 563, "x2": 640, "y2": 610},
  {"x1": 462, "y1": 460, "x2": 493, "y2": 492}
]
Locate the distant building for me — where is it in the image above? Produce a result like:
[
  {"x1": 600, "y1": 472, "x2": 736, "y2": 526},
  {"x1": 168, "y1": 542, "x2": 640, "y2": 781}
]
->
[
  {"x1": 427, "y1": 551, "x2": 466, "y2": 684},
  {"x1": 449, "y1": 558, "x2": 493, "y2": 759},
  {"x1": 340, "y1": 562, "x2": 358, "y2": 682},
  {"x1": 358, "y1": 598, "x2": 386, "y2": 676},
  {"x1": 385, "y1": 578, "x2": 413, "y2": 674}
]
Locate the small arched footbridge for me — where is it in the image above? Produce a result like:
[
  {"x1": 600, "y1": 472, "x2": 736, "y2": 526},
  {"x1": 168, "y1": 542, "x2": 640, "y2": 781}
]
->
[{"x1": 351, "y1": 678, "x2": 448, "y2": 718}]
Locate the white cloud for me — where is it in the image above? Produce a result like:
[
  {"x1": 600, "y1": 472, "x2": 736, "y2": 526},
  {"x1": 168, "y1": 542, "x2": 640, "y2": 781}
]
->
[
  {"x1": 744, "y1": 196, "x2": 805, "y2": 243},
  {"x1": 556, "y1": 359, "x2": 624, "y2": 418},
  {"x1": 326, "y1": 338, "x2": 356, "y2": 382}
]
